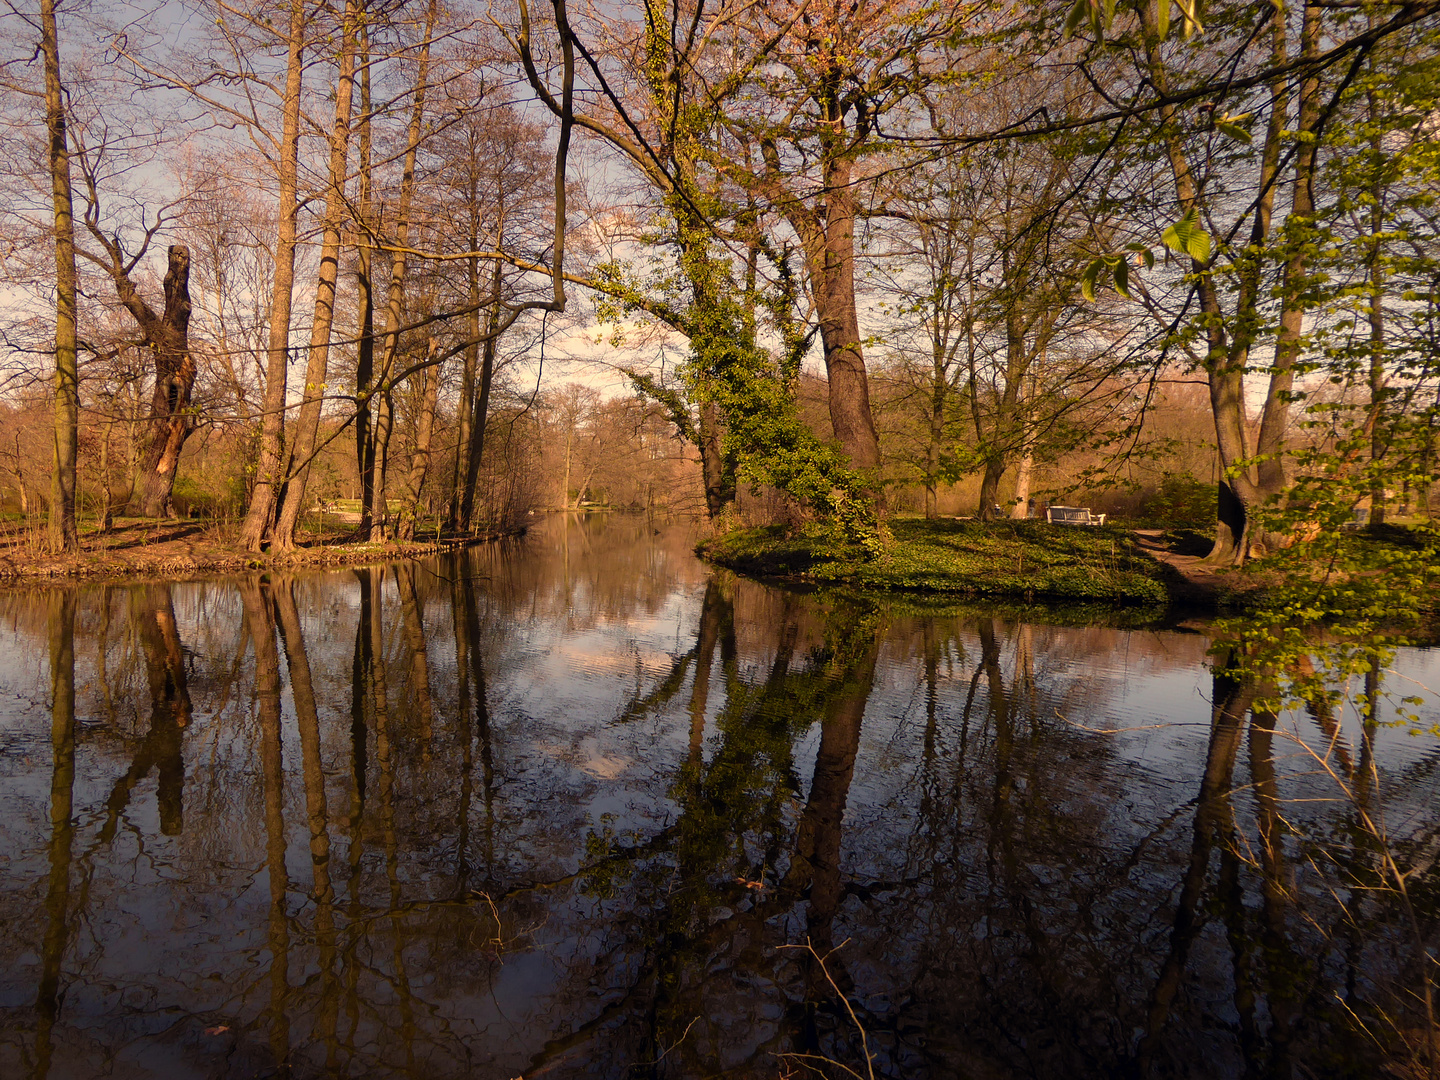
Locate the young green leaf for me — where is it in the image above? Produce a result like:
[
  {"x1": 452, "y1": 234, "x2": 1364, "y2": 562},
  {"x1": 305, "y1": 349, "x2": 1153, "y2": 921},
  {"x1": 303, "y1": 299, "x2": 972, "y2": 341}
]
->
[
  {"x1": 1113, "y1": 256, "x2": 1132, "y2": 298},
  {"x1": 1162, "y1": 209, "x2": 1212, "y2": 263},
  {"x1": 1215, "y1": 114, "x2": 1252, "y2": 144}
]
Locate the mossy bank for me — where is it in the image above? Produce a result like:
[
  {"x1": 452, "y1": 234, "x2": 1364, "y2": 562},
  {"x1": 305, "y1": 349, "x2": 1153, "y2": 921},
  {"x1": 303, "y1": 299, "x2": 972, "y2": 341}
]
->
[{"x1": 698, "y1": 518, "x2": 1173, "y2": 606}]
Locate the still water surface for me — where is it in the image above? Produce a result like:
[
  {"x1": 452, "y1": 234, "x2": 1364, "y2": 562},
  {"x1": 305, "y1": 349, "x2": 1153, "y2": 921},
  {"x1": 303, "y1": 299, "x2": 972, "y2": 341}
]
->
[{"x1": 1, "y1": 515, "x2": 1437, "y2": 1078}]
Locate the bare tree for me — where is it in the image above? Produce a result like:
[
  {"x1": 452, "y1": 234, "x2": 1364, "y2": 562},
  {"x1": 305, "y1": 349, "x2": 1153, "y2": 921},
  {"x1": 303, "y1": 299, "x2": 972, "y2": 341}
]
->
[
  {"x1": 354, "y1": 0, "x2": 439, "y2": 542},
  {"x1": 269, "y1": 0, "x2": 362, "y2": 550},
  {"x1": 240, "y1": 0, "x2": 307, "y2": 550},
  {"x1": 72, "y1": 186, "x2": 195, "y2": 518}
]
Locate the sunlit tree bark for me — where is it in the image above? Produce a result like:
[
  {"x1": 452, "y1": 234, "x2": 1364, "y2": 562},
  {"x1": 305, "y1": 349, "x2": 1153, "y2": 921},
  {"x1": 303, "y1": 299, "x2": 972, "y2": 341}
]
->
[
  {"x1": 40, "y1": 0, "x2": 78, "y2": 551},
  {"x1": 240, "y1": 0, "x2": 307, "y2": 550},
  {"x1": 271, "y1": 0, "x2": 360, "y2": 550},
  {"x1": 362, "y1": 0, "x2": 439, "y2": 541}
]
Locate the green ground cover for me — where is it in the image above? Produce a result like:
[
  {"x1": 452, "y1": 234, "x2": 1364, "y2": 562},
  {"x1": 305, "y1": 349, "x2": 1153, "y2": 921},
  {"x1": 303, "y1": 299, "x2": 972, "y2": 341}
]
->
[{"x1": 698, "y1": 518, "x2": 1171, "y2": 605}]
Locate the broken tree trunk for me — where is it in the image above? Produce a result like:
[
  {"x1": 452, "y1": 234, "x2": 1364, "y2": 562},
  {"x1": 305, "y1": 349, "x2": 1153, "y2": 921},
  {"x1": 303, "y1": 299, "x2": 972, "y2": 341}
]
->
[{"x1": 125, "y1": 245, "x2": 194, "y2": 518}]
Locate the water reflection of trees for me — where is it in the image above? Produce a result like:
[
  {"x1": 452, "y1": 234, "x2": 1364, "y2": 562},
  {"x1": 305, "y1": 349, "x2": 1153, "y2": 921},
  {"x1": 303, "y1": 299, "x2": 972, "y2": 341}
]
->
[{"x1": 0, "y1": 521, "x2": 1437, "y2": 1078}]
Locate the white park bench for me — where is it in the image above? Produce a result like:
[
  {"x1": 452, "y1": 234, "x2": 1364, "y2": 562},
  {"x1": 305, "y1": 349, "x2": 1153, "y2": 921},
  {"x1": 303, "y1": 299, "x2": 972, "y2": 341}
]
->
[{"x1": 1046, "y1": 505, "x2": 1106, "y2": 526}]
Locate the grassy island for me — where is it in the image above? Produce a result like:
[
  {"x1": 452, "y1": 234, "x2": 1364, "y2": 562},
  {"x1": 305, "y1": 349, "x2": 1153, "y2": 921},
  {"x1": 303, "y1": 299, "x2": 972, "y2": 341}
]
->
[{"x1": 698, "y1": 518, "x2": 1173, "y2": 605}]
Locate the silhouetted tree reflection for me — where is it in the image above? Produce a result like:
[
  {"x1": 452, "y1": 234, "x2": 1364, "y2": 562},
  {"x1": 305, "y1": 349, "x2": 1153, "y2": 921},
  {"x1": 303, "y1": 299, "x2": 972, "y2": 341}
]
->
[
  {"x1": 454, "y1": 562, "x2": 498, "y2": 891},
  {"x1": 33, "y1": 589, "x2": 76, "y2": 1080},
  {"x1": 98, "y1": 585, "x2": 190, "y2": 839},
  {"x1": 1, "y1": 517, "x2": 1437, "y2": 1079},
  {"x1": 274, "y1": 578, "x2": 341, "y2": 1069},
  {"x1": 239, "y1": 576, "x2": 293, "y2": 1074},
  {"x1": 1134, "y1": 656, "x2": 1252, "y2": 1076}
]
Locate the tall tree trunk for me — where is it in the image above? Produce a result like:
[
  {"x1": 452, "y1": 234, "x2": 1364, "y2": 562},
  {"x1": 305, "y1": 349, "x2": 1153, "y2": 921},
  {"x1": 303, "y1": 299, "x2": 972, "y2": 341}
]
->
[
  {"x1": 363, "y1": 0, "x2": 438, "y2": 541},
  {"x1": 1010, "y1": 367, "x2": 1036, "y2": 519},
  {"x1": 240, "y1": 0, "x2": 306, "y2": 551},
  {"x1": 355, "y1": 12, "x2": 376, "y2": 537},
  {"x1": 561, "y1": 428, "x2": 573, "y2": 509},
  {"x1": 271, "y1": 0, "x2": 360, "y2": 550},
  {"x1": 973, "y1": 304, "x2": 1028, "y2": 520},
  {"x1": 1138, "y1": 0, "x2": 1291, "y2": 565},
  {"x1": 977, "y1": 456, "x2": 1005, "y2": 520},
  {"x1": 790, "y1": 157, "x2": 882, "y2": 482},
  {"x1": 1366, "y1": 57, "x2": 1389, "y2": 529},
  {"x1": 461, "y1": 260, "x2": 502, "y2": 533},
  {"x1": 697, "y1": 401, "x2": 733, "y2": 518},
  {"x1": 369, "y1": 391, "x2": 393, "y2": 541},
  {"x1": 925, "y1": 331, "x2": 948, "y2": 520},
  {"x1": 41, "y1": 0, "x2": 79, "y2": 551},
  {"x1": 1010, "y1": 445, "x2": 1034, "y2": 519},
  {"x1": 98, "y1": 412, "x2": 113, "y2": 528},
  {"x1": 397, "y1": 353, "x2": 438, "y2": 541},
  {"x1": 1367, "y1": 244, "x2": 1387, "y2": 528},
  {"x1": 1256, "y1": 0, "x2": 1320, "y2": 501},
  {"x1": 450, "y1": 249, "x2": 481, "y2": 531},
  {"x1": 125, "y1": 245, "x2": 194, "y2": 518}
]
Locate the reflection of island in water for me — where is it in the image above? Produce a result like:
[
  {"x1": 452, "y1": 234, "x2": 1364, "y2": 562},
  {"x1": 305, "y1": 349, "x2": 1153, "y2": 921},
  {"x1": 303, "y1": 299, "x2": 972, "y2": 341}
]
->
[{"x1": 0, "y1": 513, "x2": 1435, "y2": 1078}]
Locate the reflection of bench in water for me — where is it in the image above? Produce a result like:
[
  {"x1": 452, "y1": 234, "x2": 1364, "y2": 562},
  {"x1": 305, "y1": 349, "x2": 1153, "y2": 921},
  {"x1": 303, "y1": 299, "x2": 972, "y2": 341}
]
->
[{"x1": 1046, "y1": 506, "x2": 1106, "y2": 526}]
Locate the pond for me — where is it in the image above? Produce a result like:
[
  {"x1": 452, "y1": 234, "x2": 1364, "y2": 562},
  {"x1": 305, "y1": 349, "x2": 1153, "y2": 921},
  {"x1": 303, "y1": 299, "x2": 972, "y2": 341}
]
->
[{"x1": 0, "y1": 514, "x2": 1437, "y2": 1079}]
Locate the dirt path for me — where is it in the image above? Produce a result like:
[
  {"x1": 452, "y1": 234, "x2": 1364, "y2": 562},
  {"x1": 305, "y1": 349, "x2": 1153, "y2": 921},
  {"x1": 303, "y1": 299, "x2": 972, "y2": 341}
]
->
[{"x1": 1129, "y1": 528, "x2": 1261, "y2": 609}]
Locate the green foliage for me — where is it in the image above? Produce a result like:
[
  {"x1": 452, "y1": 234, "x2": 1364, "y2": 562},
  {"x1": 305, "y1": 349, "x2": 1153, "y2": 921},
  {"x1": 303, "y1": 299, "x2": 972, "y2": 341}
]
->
[
  {"x1": 1064, "y1": 0, "x2": 1203, "y2": 46},
  {"x1": 700, "y1": 519, "x2": 1170, "y2": 605},
  {"x1": 1161, "y1": 208, "x2": 1211, "y2": 263},
  {"x1": 1135, "y1": 472, "x2": 1219, "y2": 527},
  {"x1": 1081, "y1": 213, "x2": 1212, "y2": 301},
  {"x1": 1210, "y1": 33, "x2": 1440, "y2": 729},
  {"x1": 171, "y1": 474, "x2": 238, "y2": 519},
  {"x1": 1219, "y1": 438, "x2": 1440, "y2": 730},
  {"x1": 598, "y1": 196, "x2": 880, "y2": 551}
]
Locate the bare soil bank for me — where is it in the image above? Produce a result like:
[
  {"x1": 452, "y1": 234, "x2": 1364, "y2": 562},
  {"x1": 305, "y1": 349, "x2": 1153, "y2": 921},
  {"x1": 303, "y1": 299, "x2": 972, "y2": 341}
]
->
[{"x1": 0, "y1": 518, "x2": 516, "y2": 583}]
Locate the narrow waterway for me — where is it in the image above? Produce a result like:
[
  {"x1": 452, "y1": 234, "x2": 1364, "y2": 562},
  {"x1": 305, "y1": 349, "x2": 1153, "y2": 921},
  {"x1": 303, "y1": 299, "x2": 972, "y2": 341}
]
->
[{"x1": 0, "y1": 514, "x2": 1436, "y2": 1078}]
